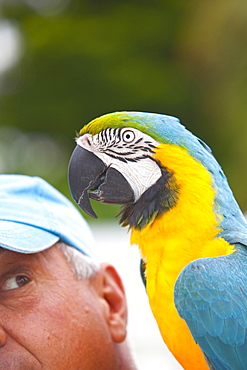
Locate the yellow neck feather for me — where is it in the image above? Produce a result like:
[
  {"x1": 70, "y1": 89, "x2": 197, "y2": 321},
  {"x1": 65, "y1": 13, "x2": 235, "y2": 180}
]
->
[
  {"x1": 131, "y1": 143, "x2": 233, "y2": 263},
  {"x1": 130, "y1": 144, "x2": 233, "y2": 370}
]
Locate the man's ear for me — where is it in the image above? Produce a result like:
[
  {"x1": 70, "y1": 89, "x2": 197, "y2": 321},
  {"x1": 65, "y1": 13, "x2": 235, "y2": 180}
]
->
[{"x1": 92, "y1": 263, "x2": 128, "y2": 343}]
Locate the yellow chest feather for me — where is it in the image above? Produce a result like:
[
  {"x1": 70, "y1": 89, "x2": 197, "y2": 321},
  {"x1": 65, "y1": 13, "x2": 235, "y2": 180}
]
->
[{"x1": 130, "y1": 144, "x2": 233, "y2": 370}]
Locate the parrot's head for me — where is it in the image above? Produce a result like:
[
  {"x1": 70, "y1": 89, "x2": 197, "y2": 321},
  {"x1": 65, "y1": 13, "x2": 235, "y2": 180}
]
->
[{"x1": 68, "y1": 111, "x2": 237, "y2": 230}]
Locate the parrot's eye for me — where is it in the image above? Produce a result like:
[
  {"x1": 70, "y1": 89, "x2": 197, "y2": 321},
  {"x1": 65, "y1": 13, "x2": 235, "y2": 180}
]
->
[{"x1": 122, "y1": 130, "x2": 135, "y2": 143}]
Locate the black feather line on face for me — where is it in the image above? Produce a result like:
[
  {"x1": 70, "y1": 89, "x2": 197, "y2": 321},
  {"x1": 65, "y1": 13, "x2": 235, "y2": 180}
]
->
[{"x1": 118, "y1": 165, "x2": 179, "y2": 229}]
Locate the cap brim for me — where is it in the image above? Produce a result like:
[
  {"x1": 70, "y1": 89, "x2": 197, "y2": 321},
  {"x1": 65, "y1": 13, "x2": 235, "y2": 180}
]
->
[{"x1": 0, "y1": 221, "x2": 59, "y2": 254}]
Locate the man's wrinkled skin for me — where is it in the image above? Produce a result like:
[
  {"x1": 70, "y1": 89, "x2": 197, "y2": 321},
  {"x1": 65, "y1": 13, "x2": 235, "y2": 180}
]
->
[{"x1": 0, "y1": 244, "x2": 136, "y2": 370}]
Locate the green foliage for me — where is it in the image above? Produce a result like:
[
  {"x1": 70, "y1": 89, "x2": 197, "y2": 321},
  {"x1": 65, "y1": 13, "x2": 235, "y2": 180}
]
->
[{"x1": 1, "y1": 0, "x2": 247, "y2": 216}]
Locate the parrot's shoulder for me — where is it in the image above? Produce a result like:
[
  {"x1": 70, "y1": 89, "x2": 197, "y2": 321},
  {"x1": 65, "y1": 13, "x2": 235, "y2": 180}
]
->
[{"x1": 174, "y1": 245, "x2": 247, "y2": 370}]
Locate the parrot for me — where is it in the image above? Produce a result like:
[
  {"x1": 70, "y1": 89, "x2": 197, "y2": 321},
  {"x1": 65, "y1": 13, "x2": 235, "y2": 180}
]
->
[{"x1": 68, "y1": 111, "x2": 247, "y2": 370}]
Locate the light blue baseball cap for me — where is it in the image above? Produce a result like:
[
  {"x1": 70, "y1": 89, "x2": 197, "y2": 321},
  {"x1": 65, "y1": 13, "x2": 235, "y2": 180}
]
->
[{"x1": 0, "y1": 174, "x2": 97, "y2": 259}]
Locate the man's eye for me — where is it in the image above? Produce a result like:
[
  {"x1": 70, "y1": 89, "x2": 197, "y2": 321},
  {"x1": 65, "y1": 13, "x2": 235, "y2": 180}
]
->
[{"x1": 2, "y1": 275, "x2": 30, "y2": 291}]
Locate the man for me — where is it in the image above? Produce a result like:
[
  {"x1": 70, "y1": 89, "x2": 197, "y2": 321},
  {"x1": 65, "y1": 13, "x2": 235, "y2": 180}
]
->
[{"x1": 0, "y1": 174, "x2": 137, "y2": 369}]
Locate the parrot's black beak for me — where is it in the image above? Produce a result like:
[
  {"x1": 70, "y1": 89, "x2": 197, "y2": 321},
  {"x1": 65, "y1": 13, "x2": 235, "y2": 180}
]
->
[{"x1": 68, "y1": 145, "x2": 135, "y2": 218}]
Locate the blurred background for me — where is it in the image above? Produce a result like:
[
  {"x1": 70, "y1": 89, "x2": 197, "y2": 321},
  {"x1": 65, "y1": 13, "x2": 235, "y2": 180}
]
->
[{"x1": 0, "y1": 0, "x2": 247, "y2": 368}]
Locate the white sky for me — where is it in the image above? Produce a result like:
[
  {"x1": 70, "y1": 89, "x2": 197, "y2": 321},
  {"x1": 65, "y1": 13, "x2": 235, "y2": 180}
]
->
[{"x1": 0, "y1": 19, "x2": 22, "y2": 75}]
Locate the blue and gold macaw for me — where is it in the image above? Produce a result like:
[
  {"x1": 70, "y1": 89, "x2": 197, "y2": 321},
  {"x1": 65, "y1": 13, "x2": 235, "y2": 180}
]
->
[{"x1": 68, "y1": 112, "x2": 247, "y2": 370}]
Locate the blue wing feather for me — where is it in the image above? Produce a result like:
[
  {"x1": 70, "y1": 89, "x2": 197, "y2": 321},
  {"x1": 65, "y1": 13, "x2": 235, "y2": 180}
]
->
[{"x1": 174, "y1": 244, "x2": 247, "y2": 370}]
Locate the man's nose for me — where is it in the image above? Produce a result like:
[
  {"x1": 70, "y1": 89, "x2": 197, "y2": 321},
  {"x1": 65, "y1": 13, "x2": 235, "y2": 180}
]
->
[{"x1": 0, "y1": 327, "x2": 7, "y2": 347}]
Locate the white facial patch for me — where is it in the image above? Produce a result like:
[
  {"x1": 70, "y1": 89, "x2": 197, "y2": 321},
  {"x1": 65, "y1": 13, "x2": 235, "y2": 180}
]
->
[{"x1": 77, "y1": 128, "x2": 162, "y2": 202}]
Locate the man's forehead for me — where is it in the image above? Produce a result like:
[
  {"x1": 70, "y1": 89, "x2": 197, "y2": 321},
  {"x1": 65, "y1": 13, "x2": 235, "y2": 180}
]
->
[
  {"x1": 0, "y1": 245, "x2": 64, "y2": 271},
  {"x1": 0, "y1": 247, "x2": 31, "y2": 268},
  {"x1": 0, "y1": 247, "x2": 26, "y2": 255},
  {"x1": 0, "y1": 245, "x2": 56, "y2": 255},
  {"x1": 0, "y1": 247, "x2": 30, "y2": 260},
  {"x1": 0, "y1": 247, "x2": 43, "y2": 259}
]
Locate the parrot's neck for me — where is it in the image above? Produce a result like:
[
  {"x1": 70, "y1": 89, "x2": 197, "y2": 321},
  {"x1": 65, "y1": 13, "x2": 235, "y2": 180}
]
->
[
  {"x1": 129, "y1": 144, "x2": 234, "y2": 369},
  {"x1": 119, "y1": 163, "x2": 179, "y2": 229},
  {"x1": 130, "y1": 143, "x2": 234, "y2": 263}
]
